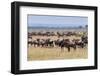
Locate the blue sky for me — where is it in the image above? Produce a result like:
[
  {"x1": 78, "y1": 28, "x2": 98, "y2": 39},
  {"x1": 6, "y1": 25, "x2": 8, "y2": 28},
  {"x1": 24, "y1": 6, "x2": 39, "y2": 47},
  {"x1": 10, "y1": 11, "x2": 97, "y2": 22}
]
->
[{"x1": 28, "y1": 15, "x2": 88, "y2": 27}]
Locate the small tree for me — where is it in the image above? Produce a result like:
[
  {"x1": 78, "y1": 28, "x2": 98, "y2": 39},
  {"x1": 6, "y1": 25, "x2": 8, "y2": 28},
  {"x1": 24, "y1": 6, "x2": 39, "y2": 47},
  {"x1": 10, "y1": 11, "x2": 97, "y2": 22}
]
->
[{"x1": 85, "y1": 25, "x2": 88, "y2": 28}]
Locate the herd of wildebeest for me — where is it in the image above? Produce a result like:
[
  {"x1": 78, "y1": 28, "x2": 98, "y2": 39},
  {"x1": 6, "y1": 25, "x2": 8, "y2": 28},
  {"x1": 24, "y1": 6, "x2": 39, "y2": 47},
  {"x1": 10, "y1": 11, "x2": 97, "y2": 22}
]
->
[{"x1": 28, "y1": 31, "x2": 88, "y2": 52}]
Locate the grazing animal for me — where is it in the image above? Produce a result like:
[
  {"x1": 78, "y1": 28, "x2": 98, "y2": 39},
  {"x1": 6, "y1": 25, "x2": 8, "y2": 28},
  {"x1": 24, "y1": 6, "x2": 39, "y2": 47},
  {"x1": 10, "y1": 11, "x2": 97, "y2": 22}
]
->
[
  {"x1": 54, "y1": 39, "x2": 63, "y2": 47},
  {"x1": 28, "y1": 31, "x2": 88, "y2": 52},
  {"x1": 59, "y1": 39, "x2": 76, "y2": 52},
  {"x1": 28, "y1": 36, "x2": 32, "y2": 39},
  {"x1": 28, "y1": 41, "x2": 32, "y2": 46},
  {"x1": 72, "y1": 39, "x2": 85, "y2": 48},
  {"x1": 44, "y1": 39, "x2": 54, "y2": 47},
  {"x1": 57, "y1": 32, "x2": 64, "y2": 38},
  {"x1": 81, "y1": 36, "x2": 88, "y2": 44}
]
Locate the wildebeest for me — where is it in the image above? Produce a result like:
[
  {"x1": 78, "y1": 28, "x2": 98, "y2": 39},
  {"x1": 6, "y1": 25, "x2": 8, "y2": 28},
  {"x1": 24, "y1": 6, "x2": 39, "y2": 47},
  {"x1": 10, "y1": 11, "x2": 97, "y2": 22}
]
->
[
  {"x1": 28, "y1": 36, "x2": 32, "y2": 39},
  {"x1": 28, "y1": 30, "x2": 88, "y2": 53},
  {"x1": 72, "y1": 36, "x2": 87, "y2": 48},
  {"x1": 28, "y1": 38, "x2": 54, "y2": 48},
  {"x1": 81, "y1": 35, "x2": 88, "y2": 44},
  {"x1": 54, "y1": 39, "x2": 63, "y2": 47},
  {"x1": 28, "y1": 36, "x2": 87, "y2": 52},
  {"x1": 57, "y1": 32, "x2": 64, "y2": 38},
  {"x1": 73, "y1": 40, "x2": 85, "y2": 48},
  {"x1": 59, "y1": 39, "x2": 76, "y2": 52}
]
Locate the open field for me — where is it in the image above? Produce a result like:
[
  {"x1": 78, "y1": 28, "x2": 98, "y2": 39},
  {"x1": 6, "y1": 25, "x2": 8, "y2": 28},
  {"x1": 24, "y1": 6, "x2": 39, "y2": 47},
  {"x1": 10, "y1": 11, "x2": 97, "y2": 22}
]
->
[
  {"x1": 27, "y1": 35, "x2": 88, "y2": 61},
  {"x1": 28, "y1": 46, "x2": 88, "y2": 61}
]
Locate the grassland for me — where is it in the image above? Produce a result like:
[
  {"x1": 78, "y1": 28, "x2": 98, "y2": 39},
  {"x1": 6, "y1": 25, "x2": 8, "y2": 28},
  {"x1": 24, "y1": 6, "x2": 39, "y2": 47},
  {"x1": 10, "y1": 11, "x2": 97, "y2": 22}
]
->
[{"x1": 27, "y1": 36, "x2": 88, "y2": 61}]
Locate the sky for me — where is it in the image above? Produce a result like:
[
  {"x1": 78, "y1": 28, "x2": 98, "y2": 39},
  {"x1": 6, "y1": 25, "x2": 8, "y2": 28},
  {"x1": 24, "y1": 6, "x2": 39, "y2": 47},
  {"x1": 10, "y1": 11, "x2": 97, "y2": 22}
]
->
[{"x1": 28, "y1": 15, "x2": 88, "y2": 27}]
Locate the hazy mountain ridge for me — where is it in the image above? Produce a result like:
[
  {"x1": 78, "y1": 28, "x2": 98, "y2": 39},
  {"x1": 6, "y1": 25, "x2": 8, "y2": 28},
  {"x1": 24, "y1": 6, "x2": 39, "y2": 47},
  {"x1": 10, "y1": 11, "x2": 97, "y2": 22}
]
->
[
  {"x1": 28, "y1": 26, "x2": 86, "y2": 29},
  {"x1": 28, "y1": 23, "x2": 87, "y2": 29}
]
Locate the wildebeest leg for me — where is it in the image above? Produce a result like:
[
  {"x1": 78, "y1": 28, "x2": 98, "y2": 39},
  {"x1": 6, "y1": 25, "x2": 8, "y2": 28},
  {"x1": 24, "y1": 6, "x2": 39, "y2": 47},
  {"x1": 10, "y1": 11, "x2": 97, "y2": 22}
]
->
[
  {"x1": 45, "y1": 43, "x2": 48, "y2": 48},
  {"x1": 33, "y1": 43, "x2": 35, "y2": 47},
  {"x1": 52, "y1": 44, "x2": 54, "y2": 47},
  {"x1": 73, "y1": 45, "x2": 76, "y2": 50},
  {"x1": 68, "y1": 47, "x2": 70, "y2": 52},
  {"x1": 30, "y1": 43, "x2": 32, "y2": 46},
  {"x1": 61, "y1": 46, "x2": 64, "y2": 52},
  {"x1": 37, "y1": 43, "x2": 40, "y2": 47},
  {"x1": 81, "y1": 43, "x2": 84, "y2": 48},
  {"x1": 51, "y1": 43, "x2": 54, "y2": 47},
  {"x1": 41, "y1": 44, "x2": 43, "y2": 47},
  {"x1": 28, "y1": 42, "x2": 31, "y2": 47}
]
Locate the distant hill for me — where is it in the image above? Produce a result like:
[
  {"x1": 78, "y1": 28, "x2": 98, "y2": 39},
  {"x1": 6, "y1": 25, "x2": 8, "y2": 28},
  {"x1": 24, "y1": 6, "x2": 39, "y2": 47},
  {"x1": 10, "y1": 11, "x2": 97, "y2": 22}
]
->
[
  {"x1": 28, "y1": 23, "x2": 87, "y2": 29},
  {"x1": 28, "y1": 26, "x2": 86, "y2": 29}
]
